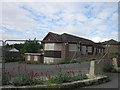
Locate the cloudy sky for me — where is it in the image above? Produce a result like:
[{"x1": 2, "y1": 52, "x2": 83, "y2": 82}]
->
[{"x1": 0, "y1": 1, "x2": 118, "y2": 42}]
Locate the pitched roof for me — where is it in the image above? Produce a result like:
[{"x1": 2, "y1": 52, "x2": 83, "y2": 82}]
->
[
  {"x1": 9, "y1": 48, "x2": 19, "y2": 52},
  {"x1": 102, "y1": 39, "x2": 119, "y2": 45},
  {"x1": 43, "y1": 32, "x2": 94, "y2": 45},
  {"x1": 61, "y1": 33, "x2": 94, "y2": 44},
  {"x1": 43, "y1": 32, "x2": 62, "y2": 41}
]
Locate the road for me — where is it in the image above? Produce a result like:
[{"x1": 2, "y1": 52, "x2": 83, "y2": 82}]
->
[
  {"x1": 75, "y1": 73, "x2": 119, "y2": 89},
  {"x1": 4, "y1": 62, "x2": 90, "y2": 77},
  {"x1": 3, "y1": 62, "x2": 119, "y2": 89}
]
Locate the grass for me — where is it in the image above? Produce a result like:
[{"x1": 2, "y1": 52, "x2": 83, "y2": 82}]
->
[
  {"x1": 19, "y1": 53, "x2": 119, "y2": 65},
  {"x1": 18, "y1": 57, "x2": 98, "y2": 65},
  {"x1": 58, "y1": 57, "x2": 98, "y2": 64}
]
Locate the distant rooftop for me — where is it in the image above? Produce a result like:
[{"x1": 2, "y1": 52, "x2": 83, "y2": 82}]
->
[
  {"x1": 102, "y1": 39, "x2": 119, "y2": 45},
  {"x1": 9, "y1": 48, "x2": 19, "y2": 52}
]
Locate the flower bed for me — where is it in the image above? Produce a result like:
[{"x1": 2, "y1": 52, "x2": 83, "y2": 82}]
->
[{"x1": 48, "y1": 72, "x2": 88, "y2": 84}]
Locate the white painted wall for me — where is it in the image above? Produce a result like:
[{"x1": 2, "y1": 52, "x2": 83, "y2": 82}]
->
[
  {"x1": 82, "y1": 46, "x2": 86, "y2": 54},
  {"x1": 69, "y1": 44, "x2": 77, "y2": 51},
  {"x1": 34, "y1": 56, "x2": 38, "y2": 61},
  {"x1": 44, "y1": 43, "x2": 62, "y2": 51},
  {"x1": 27, "y1": 55, "x2": 31, "y2": 61},
  {"x1": 44, "y1": 57, "x2": 61, "y2": 64}
]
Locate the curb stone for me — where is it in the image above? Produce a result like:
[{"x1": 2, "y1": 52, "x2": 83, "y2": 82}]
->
[{"x1": 1, "y1": 76, "x2": 109, "y2": 89}]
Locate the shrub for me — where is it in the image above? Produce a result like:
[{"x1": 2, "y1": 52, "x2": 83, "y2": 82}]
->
[
  {"x1": 48, "y1": 72, "x2": 71, "y2": 84},
  {"x1": 11, "y1": 74, "x2": 43, "y2": 86},
  {"x1": 4, "y1": 65, "x2": 44, "y2": 86},
  {"x1": 48, "y1": 72, "x2": 88, "y2": 84},
  {"x1": 58, "y1": 61, "x2": 70, "y2": 64},
  {"x1": 2, "y1": 73, "x2": 10, "y2": 85},
  {"x1": 70, "y1": 74, "x2": 88, "y2": 82},
  {"x1": 102, "y1": 62, "x2": 116, "y2": 72},
  {"x1": 70, "y1": 60, "x2": 78, "y2": 63}
]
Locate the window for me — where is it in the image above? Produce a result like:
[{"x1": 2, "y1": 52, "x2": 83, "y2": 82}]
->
[{"x1": 44, "y1": 51, "x2": 61, "y2": 58}]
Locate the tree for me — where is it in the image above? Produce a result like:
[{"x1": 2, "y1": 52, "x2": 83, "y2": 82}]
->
[{"x1": 21, "y1": 39, "x2": 41, "y2": 53}]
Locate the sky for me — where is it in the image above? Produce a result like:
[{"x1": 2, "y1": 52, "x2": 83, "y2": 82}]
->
[{"x1": 0, "y1": 1, "x2": 118, "y2": 43}]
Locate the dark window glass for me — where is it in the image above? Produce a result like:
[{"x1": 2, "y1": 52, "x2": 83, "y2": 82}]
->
[{"x1": 44, "y1": 51, "x2": 61, "y2": 58}]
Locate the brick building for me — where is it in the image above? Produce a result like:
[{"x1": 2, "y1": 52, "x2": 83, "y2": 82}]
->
[{"x1": 42, "y1": 32, "x2": 104, "y2": 64}]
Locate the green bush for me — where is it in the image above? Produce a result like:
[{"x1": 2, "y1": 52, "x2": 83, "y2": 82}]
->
[
  {"x1": 48, "y1": 72, "x2": 71, "y2": 84},
  {"x1": 102, "y1": 62, "x2": 116, "y2": 72},
  {"x1": 58, "y1": 59, "x2": 81, "y2": 64},
  {"x1": 48, "y1": 72, "x2": 88, "y2": 84},
  {"x1": 2, "y1": 73, "x2": 10, "y2": 85},
  {"x1": 11, "y1": 74, "x2": 43, "y2": 86},
  {"x1": 58, "y1": 61, "x2": 70, "y2": 64},
  {"x1": 70, "y1": 74, "x2": 88, "y2": 82}
]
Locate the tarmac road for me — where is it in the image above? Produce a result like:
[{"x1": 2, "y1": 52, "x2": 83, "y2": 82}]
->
[
  {"x1": 4, "y1": 62, "x2": 90, "y2": 76},
  {"x1": 4, "y1": 62, "x2": 119, "y2": 89},
  {"x1": 75, "y1": 73, "x2": 119, "y2": 89}
]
